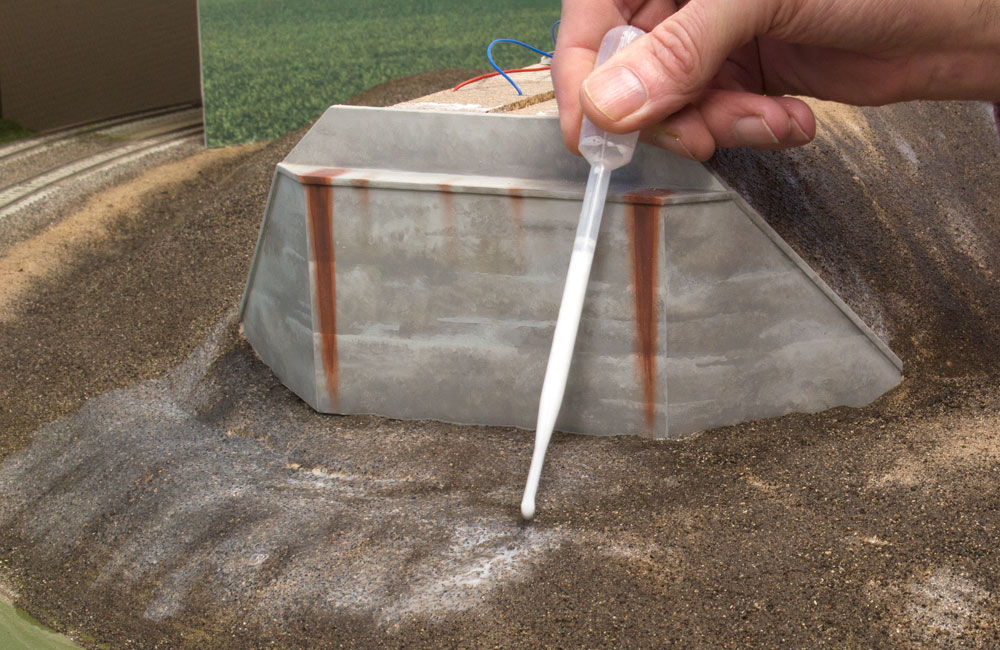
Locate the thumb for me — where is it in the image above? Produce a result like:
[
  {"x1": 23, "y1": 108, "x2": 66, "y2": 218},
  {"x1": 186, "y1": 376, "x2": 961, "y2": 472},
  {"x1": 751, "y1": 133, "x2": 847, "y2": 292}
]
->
[{"x1": 580, "y1": 0, "x2": 772, "y2": 133}]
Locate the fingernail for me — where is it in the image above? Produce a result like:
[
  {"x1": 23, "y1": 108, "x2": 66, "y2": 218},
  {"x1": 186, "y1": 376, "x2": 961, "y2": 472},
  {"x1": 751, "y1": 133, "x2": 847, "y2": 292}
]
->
[
  {"x1": 789, "y1": 117, "x2": 812, "y2": 143},
  {"x1": 733, "y1": 116, "x2": 779, "y2": 145},
  {"x1": 653, "y1": 130, "x2": 696, "y2": 160},
  {"x1": 583, "y1": 66, "x2": 648, "y2": 121}
]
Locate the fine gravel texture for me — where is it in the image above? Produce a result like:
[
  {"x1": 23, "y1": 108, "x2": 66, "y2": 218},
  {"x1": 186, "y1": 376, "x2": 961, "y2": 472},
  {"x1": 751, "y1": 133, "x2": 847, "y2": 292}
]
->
[
  {"x1": 1, "y1": 75, "x2": 999, "y2": 649},
  {"x1": 710, "y1": 100, "x2": 1000, "y2": 378},
  {"x1": 0, "y1": 135, "x2": 205, "y2": 260}
]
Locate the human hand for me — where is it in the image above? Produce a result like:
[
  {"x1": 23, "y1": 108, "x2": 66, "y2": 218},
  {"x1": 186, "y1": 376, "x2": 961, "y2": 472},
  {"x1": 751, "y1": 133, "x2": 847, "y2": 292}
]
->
[{"x1": 553, "y1": 0, "x2": 1000, "y2": 160}]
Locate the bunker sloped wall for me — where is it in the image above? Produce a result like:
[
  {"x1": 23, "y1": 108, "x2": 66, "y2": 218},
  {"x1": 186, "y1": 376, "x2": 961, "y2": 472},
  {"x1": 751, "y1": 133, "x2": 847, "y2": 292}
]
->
[
  {"x1": 241, "y1": 172, "x2": 317, "y2": 407},
  {"x1": 241, "y1": 107, "x2": 902, "y2": 438},
  {"x1": 662, "y1": 198, "x2": 900, "y2": 432}
]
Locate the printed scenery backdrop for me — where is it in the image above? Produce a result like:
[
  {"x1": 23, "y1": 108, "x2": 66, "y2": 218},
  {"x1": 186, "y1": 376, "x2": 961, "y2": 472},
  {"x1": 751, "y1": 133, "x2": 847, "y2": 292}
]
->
[{"x1": 199, "y1": 0, "x2": 561, "y2": 146}]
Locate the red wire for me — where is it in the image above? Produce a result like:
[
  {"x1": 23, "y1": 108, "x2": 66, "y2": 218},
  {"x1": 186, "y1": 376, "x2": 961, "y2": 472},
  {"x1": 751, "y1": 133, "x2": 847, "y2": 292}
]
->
[{"x1": 452, "y1": 66, "x2": 552, "y2": 92}]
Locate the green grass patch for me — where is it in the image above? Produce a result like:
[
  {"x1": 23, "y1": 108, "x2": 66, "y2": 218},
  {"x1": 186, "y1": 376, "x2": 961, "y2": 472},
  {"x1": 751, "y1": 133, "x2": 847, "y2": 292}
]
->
[
  {"x1": 0, "y1": 119, "x2": 33, "y2": 145},
  {"x1": 198, "y1": 0, "x2": 560, "y2": 146},
  {"x1": 0, "y1": 598, "x2": 81, "y2": 650}
]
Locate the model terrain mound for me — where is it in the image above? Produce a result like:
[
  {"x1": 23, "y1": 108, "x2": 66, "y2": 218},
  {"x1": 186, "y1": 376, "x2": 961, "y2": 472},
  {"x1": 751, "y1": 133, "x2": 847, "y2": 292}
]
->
[{"x1": 1, "y1": 79, "x2": 998, "y2": 648}]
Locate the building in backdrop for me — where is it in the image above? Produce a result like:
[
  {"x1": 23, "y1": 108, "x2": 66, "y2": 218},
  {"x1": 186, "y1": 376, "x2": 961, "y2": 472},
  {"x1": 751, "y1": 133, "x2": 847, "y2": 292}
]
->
[{"x1": 0, "y1": 1, "x2": 202, "y2": 132}]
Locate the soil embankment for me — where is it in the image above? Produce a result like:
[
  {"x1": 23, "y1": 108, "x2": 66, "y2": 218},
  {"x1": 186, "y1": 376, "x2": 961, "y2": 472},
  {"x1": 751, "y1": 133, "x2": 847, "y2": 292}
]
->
[{"x1": 0, "y1": 83, "x2": 998, "y2": 648}]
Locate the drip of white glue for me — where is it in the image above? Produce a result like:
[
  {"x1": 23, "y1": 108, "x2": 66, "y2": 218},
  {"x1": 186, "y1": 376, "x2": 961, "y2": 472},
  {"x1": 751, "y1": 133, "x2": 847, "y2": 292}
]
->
[{"x1": 521, "y1": 25, "x2": 645, "y2": 522}]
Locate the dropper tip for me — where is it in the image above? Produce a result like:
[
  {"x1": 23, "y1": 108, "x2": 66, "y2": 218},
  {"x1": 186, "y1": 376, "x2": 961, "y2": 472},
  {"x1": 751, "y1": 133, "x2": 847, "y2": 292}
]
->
[{"x1": 520, "y1": 498, "x2": 535, "y2": 522}]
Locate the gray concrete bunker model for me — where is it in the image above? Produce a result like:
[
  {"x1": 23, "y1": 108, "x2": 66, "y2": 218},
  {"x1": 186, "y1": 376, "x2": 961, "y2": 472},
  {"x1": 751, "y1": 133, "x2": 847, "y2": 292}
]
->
[{"x1": 239, "y1": 105, "x2": 902, "y2": 439}]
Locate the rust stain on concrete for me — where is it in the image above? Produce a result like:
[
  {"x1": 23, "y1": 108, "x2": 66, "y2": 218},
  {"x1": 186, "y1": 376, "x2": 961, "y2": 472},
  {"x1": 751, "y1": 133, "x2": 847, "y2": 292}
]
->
[
  {"x1": 297, "y1": 167, "x2": 347, "y2": 185},
  {"x1": 621, "y1": 188, "x2": 675, "y2": 206},
  {"x1": 624, "y1": 190, "x2": 669, "y2": 435},
  {"x1": 305, "y1": 182, "x2": 340, "y2": 409}
]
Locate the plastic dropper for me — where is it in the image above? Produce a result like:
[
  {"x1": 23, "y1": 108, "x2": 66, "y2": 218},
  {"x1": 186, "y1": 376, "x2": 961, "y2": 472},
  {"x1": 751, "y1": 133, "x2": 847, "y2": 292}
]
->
[{"x1": 521, "y1": 25, "x2": 645, "y2": 522}]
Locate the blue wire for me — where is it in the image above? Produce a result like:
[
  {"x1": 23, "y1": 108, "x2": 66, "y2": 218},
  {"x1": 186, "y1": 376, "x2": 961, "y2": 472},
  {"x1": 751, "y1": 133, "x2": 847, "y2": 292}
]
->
[
  {"x1": 551, "y1": 20, "x2": 561, "y2": 48},
  {"x1": 486, "y1": 39, "x2": 555, "y2": 96}
]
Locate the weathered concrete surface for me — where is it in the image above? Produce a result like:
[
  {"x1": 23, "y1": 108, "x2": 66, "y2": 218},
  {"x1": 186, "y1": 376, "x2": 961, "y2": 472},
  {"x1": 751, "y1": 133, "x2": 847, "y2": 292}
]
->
[
  {"x1": 1, "y1": 90, "x2": 999, "y2": 649},
  {"x1": 242, "y1": 106, "x2": 901, "y2": 438}
]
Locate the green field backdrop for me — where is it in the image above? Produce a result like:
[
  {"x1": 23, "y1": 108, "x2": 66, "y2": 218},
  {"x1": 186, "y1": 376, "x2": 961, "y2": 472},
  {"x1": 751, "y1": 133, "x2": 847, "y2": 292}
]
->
[{"x1": 199, "y1": 0, "x2": 560, "y2": 146}]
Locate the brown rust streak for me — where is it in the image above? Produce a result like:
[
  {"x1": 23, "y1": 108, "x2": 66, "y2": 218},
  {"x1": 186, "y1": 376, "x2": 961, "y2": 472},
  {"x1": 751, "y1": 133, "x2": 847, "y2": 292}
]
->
[
  {"x1": 623, "y1": 188, "x2": 674, "y2": 206},
  {"x1": 438, "y1": 183, "x2": 458, "y2": 264},
  {"x1": 625, "y1": 190, "x2": 668, "y2": 435},
  {"x1": 297, "y1": 167, "x2": 348, "y2": 185},
  {"x1": 306, "y1": 182, "x2": 340, "y2": 409}
]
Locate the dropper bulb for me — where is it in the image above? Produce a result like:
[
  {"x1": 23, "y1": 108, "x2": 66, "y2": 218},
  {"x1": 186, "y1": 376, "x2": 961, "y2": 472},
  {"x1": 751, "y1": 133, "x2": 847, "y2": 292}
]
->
[{"x1": 578, "y1": 25, "x2": 645, "y2": 169}]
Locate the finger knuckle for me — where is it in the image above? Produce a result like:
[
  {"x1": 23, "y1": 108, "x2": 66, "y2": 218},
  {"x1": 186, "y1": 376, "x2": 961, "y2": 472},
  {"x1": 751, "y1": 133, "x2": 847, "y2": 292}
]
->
[{"x1": 647, "y1": 18, "x2": 703, "y2": 87}]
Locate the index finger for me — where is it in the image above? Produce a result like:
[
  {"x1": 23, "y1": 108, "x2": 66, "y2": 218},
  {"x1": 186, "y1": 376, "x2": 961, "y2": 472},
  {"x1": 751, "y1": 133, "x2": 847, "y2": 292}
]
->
[{"x1": 552, "y1": 0, "x2": 677, "y2": 154}]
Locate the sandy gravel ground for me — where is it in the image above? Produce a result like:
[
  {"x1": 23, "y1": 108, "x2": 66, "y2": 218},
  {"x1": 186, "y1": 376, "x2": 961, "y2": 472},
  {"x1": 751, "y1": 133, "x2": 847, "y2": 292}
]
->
[{"x1": 1, "y1": 73, "x2": 999, "y2": 649}]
